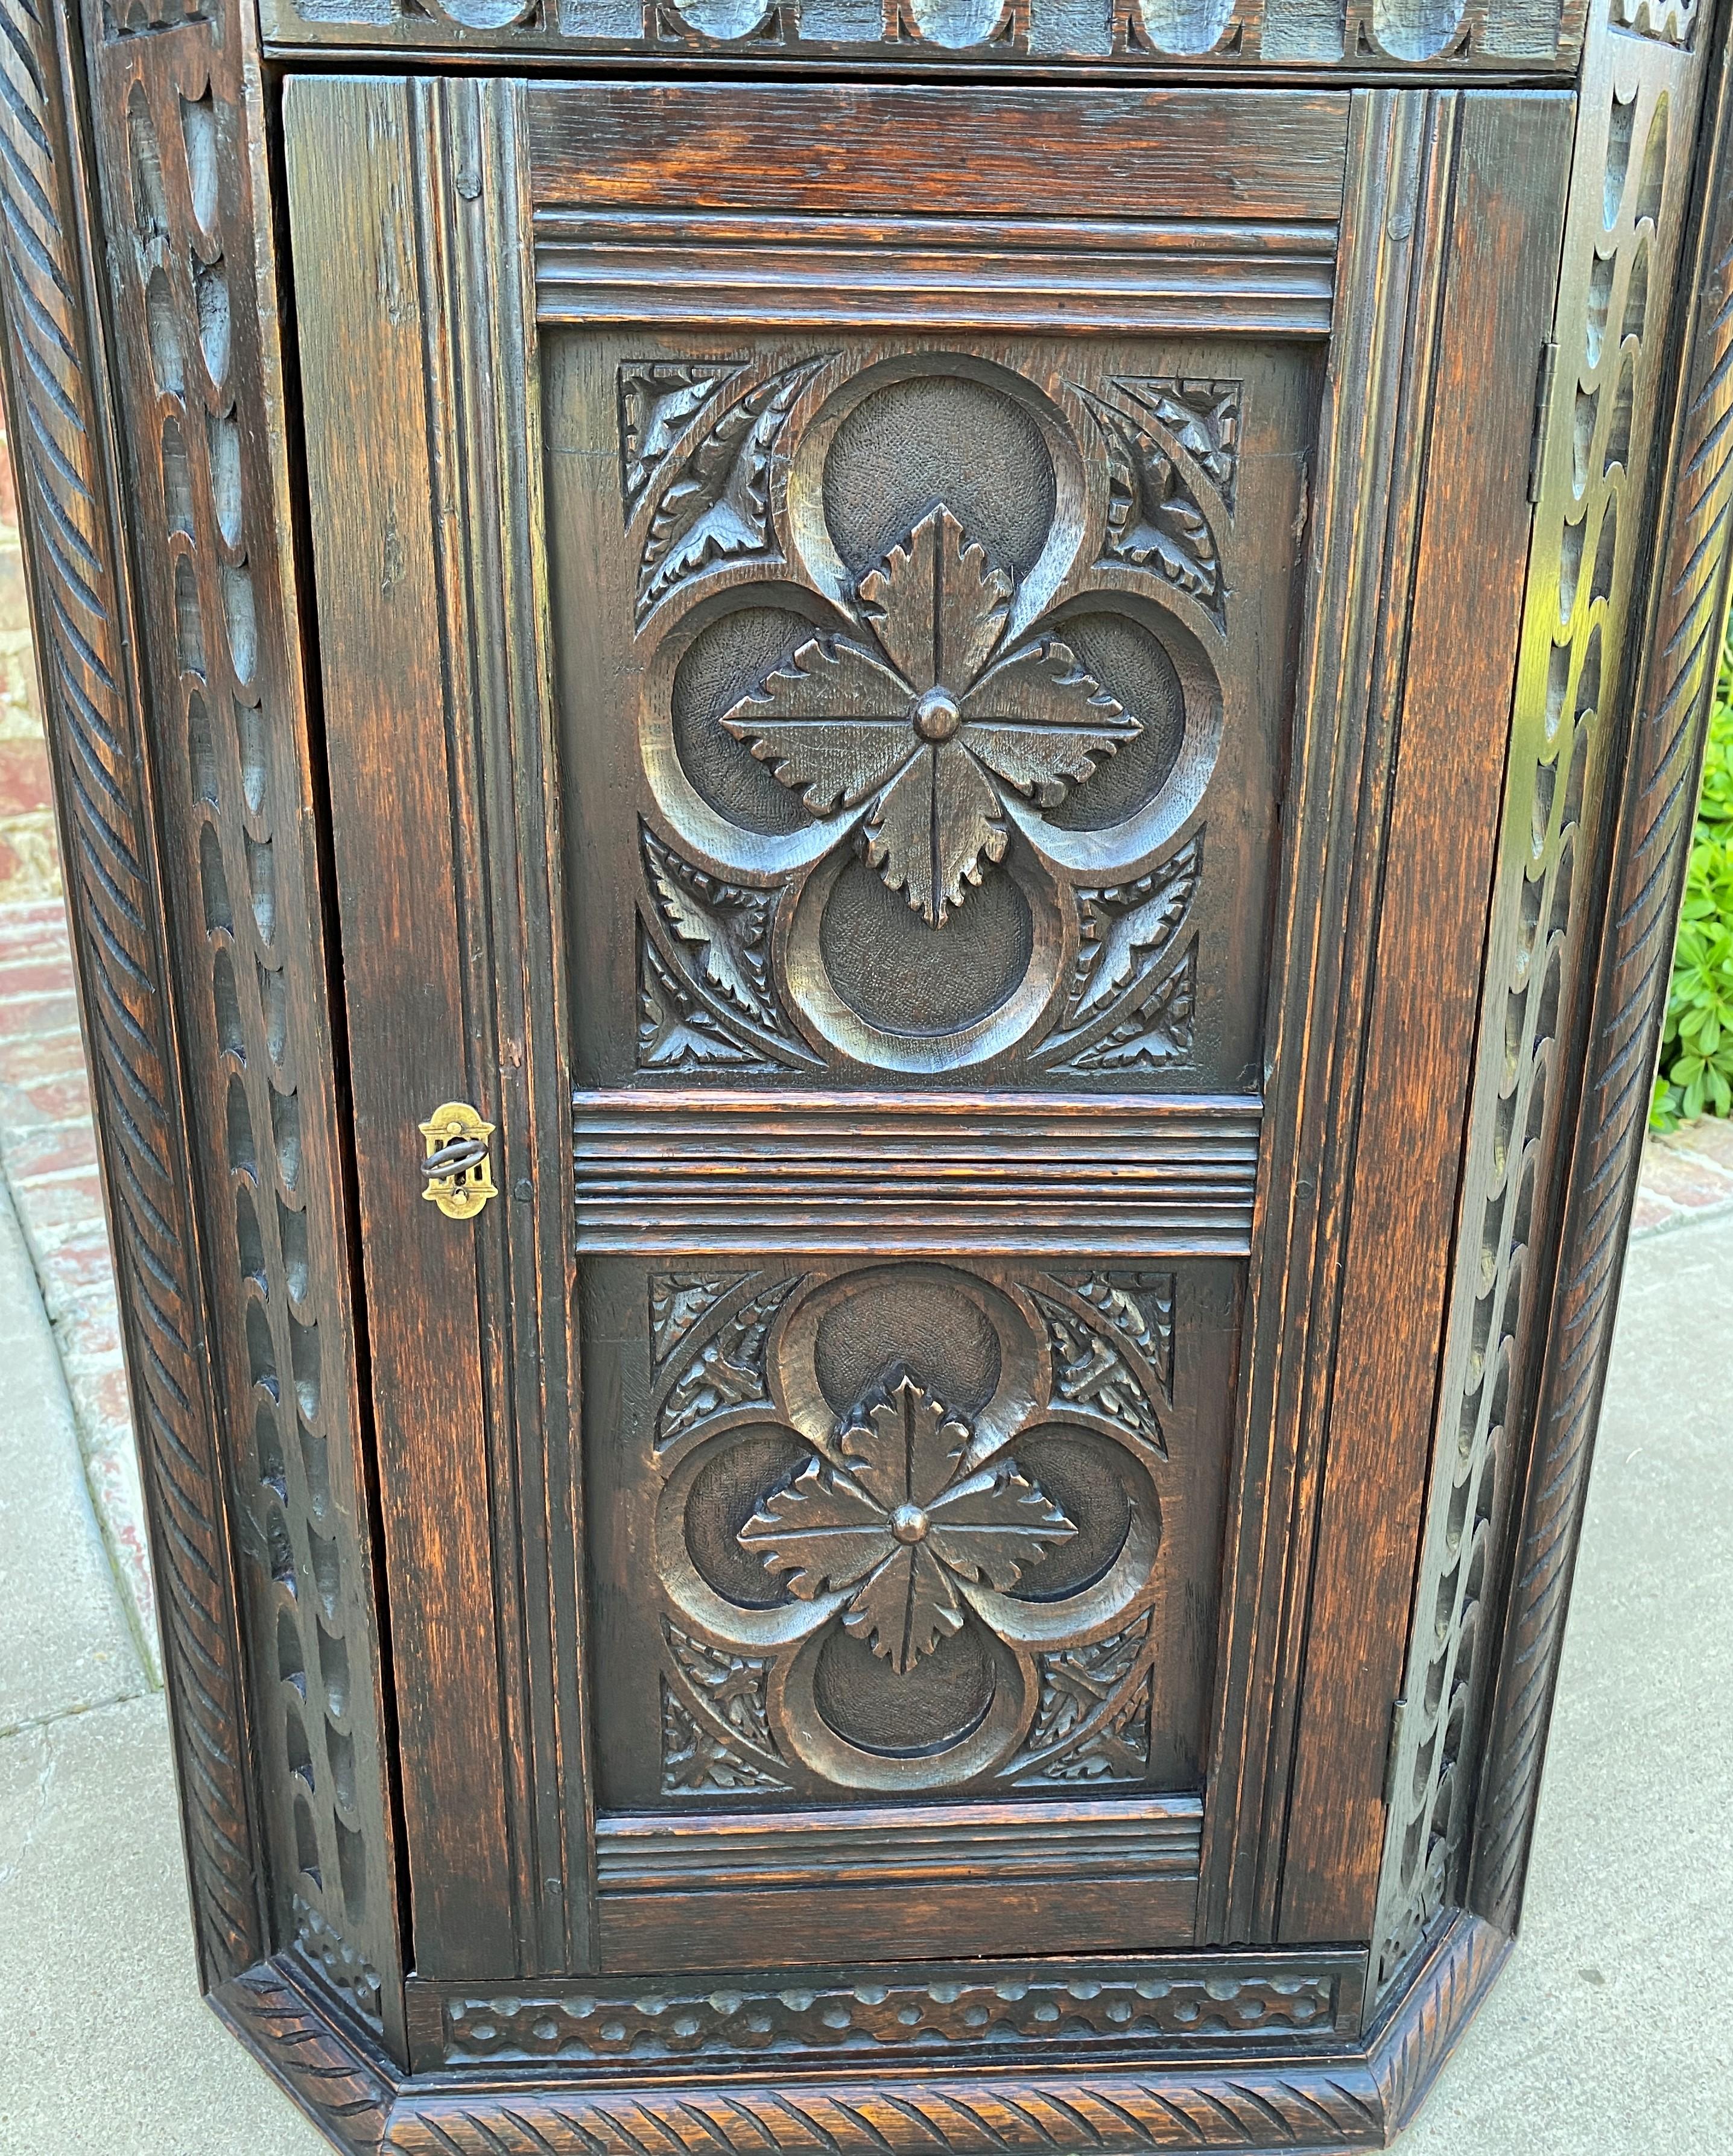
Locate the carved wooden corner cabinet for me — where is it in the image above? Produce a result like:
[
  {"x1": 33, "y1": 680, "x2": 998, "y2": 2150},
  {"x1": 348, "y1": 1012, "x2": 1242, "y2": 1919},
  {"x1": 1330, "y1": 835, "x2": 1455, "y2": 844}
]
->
[{"x1": 5, "y1": 0, "x2": 1730, "y2": 2140}]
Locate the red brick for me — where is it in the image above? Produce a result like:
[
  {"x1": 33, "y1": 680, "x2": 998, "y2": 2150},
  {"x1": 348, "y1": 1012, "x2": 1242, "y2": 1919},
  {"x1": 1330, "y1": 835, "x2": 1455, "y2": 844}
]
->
[
  {"x1": 0, "y1": 951, "x2": 76, "y2": 1001},
  {"x1": 1627, "y1": 1190, "x2": 1678, "y2": 1238},
  {"x1": 1671, "y1": 1113, "x2": 1733, "y2": 1175},
  {"x1": 0, "y1": 988, "x2": 78, "y2": 1039},
  {"x1": 0, "y1": 896, "x2": 70, "y2": 950},
  {"x1": 1635, "y1": 1140, "x2": 1733, "y2": 1213},
  {"x1": 2, "y1": 1066, "x2": 92, "y2": 1128},
  {"x1": 0, "y1": 734, "x2": 52, "y2": 817},
  {"x1": 52, "y1": 1288, "x2": 123, "y2": 1367},
  {"x1": 0, "y1": 1022, "x2": 87, "y2": 1085},
  {"x1": 2, "y1": 1118, "x2": 98, "y2": 1182},
  {"x1": 9, "y1": 1160, "x2": 106, "y2": 1237}
]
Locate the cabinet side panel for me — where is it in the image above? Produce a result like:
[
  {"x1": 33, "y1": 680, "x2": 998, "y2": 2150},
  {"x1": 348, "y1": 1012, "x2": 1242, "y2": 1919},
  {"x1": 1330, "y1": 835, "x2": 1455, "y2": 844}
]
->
[
  {"x1": 80, "y1": 1, "x2": 406, "y2": 2046},
  {"x1": 1473, "y1": 0, "x2": 1733, "y2": 1935},
  {"x1": 1278, "y1": 88, "x2": 1573, "y2": 1943},
  {"x1": 1370, "y1": 0, "x2": 1712, "y2": 1999},
  {"x1": 0, "y1": 0, "x2": 262, "y2": 1983}
]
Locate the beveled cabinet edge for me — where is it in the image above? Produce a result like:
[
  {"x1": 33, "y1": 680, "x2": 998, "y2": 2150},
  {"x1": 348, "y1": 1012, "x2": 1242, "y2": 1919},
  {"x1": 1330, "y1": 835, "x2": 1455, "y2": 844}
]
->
[
  {"x1": 208, "y1": 1912, "x2": 1506, "y2": 2151},
  {"x1": 0, "y1": 0, "x2": 265, "y2": 1991},
  {"x1": 1473, "y1": 0, "x2": 1733, "y2": 1932}
]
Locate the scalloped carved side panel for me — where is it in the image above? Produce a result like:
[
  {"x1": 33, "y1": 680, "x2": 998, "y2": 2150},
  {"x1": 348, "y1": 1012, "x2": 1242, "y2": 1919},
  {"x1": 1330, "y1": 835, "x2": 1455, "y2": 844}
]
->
[
  {"x1": 81, "y1": 0, "x2": 403, "y2": 2047},
  {"x1": 1370, "y1": 0, "x2": 1711, "y2": 1996},
  {"x1": 0, "y1": 0, "x2": 261, "y2": 1985},
  {"x1": 1472, "y1": 9, "x2": 1733, "y2": 1932}
]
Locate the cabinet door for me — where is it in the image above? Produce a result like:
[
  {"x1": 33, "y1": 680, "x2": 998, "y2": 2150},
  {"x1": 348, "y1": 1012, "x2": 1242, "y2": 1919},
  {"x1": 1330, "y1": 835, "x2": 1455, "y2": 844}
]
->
[{"x1": 284, "y1": 77, "x2": 1569, "y2": 1992}]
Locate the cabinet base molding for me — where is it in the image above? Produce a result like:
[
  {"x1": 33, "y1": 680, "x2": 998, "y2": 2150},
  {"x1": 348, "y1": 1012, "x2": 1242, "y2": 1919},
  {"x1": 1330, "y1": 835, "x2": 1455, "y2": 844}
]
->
[{"x1": 213, "y1": 1915, "x2": 1507, "y2": 2154}]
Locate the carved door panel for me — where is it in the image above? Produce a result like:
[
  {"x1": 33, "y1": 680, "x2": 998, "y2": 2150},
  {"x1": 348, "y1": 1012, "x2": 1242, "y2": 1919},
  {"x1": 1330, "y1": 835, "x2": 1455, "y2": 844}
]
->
[{"x1": 286, "y1": 76, "x2": 1574, "y2": 1986}]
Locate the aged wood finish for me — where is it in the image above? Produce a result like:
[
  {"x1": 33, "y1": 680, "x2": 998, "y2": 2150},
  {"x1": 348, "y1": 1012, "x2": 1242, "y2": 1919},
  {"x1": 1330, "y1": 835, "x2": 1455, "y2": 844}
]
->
[{"x1": 4, "y1": 0, "x2": 1728, "y2": 2141}]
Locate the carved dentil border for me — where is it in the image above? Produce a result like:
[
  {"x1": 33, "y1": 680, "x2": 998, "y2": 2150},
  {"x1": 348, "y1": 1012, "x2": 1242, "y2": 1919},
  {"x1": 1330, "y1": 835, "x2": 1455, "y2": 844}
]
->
[
  {"x1": 1472, "y1": 0, "x2": 1733, "y2": 1929},
  {"x1": 0, "y1": 0, "x2": 262, "y2": 1982}
]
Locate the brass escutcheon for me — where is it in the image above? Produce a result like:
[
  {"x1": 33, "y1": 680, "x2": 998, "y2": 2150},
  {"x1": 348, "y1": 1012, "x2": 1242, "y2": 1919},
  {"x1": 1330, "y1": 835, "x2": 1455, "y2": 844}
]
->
[{"x1": 418, "y1": 1101, "x2": 498, "y2": 1220}]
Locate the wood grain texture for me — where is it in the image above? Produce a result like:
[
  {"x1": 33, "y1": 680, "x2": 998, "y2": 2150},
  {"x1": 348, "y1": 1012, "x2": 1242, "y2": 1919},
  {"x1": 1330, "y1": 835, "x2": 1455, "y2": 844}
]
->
[
  {"x1": 1277, "y1": 87, "x2": 1573, "y2": 1943},
  {"x1": 1370, "y1": 0, "x2": 1712, "y2": 1997},
  {"x1": 83, "y1": 0, "x2": 405, "y2": 2046},
  {"x1": 257, "y1": 0, "x2": 1589, "y2": 74},
  {"x1": 526, "y1": 84, "x2": 1351, "y2": 227},
  {"x1": 1472, "y1": 0, "x2": 1733, "y2": 1935},
  {"x1": 0, "y1": 0, "x2": 262, "y2": 1988}
]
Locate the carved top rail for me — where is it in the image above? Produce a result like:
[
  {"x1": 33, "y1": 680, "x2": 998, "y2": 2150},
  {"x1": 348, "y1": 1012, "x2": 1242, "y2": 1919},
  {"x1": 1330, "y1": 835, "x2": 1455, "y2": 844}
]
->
[{"x1": 240, "y1": 0, "x2": 1647, "y2": 75}]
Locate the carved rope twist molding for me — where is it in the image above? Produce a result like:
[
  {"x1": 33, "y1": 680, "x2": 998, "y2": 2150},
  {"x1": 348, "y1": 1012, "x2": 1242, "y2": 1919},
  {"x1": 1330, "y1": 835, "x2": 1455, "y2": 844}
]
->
[
  {"x1": 1472, "y1": 9, "x2": 1733, "y2": 1930},
  {"x1": 0, "y1": 0, "x2": 261, "y2": 1980}
]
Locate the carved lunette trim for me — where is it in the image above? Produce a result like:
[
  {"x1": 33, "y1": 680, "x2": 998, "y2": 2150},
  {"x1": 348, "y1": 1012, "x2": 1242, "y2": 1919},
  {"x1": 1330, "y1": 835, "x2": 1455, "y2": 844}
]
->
[
  {"x1": 1472, "y1": 1, "x2": 1733, "y2": 1932},
  {"x1": 0, "y1": 0, "x2": 261, "y2": 1981},
  {"x1": 429, "y1": 1947, "x2": 1358, "y2": 2068},
  {"x1": 79, "y1": 0, "x2": 404, "y2": 2040},
  {"x1": 259, "y1": 0, "x2": 1588, "y2": 74}
]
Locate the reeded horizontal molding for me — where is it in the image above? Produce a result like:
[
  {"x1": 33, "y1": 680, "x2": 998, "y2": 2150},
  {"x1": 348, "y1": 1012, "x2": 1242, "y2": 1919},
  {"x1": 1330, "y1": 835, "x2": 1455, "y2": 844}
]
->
[
  {"x1": 595, "y1": 1793, "x2": 1203, "y2": 1895},
  {"x1": 534, "y1": 211, "x2": 1339, "y2": 335},
  {"x1": 571, "y1": 1090, "x2": 1261, "y2": 1254}
]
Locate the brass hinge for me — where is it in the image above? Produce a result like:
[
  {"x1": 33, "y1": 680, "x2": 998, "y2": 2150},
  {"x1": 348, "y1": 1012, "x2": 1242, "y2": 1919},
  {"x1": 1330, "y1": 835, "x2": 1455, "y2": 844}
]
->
[
  {"x1": 1383, "y1": 1694, "x2": 1410, "y2": 1810},
  {"x1": 419, "y1": 1101, "x2": 498, "y2": 1220},
  {"x1": 1527, "y1": 339, "x2": 1559, "y2": 505}
]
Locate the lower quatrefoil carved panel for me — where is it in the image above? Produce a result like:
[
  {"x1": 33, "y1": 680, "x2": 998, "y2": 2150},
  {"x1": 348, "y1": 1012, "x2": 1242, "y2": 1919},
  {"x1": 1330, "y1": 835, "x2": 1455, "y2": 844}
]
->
[
  {"x1": 653, "y1": 1261, "x2": 1175, "y2": 1798},
  {"x1": 437, "y1": 1955, "x2": 1358, "y2": 2068}
]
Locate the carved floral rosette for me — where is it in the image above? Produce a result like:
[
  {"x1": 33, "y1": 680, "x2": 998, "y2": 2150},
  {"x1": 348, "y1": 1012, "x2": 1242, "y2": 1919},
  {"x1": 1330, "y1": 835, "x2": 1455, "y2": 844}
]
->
[
  {"x1": 651, "y1": 1261, "x2": 1176, "y2": 1796},
  {"x1": 626, "y1": 350, "x2": 1232, "y2": 1077}
]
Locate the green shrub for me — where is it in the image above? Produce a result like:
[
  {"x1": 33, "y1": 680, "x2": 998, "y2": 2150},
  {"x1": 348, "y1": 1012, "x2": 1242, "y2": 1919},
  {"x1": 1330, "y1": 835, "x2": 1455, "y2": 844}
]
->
[{"x1": 1651, "y1": 636, "x2": 1733, "y2": 1131}]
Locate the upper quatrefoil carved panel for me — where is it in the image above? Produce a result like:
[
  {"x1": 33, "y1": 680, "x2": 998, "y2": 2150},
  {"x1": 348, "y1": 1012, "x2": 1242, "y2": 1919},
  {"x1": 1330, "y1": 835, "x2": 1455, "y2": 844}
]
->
[{"x1": 626, "y1": 353, "x2": 1235, "y2": 1075}]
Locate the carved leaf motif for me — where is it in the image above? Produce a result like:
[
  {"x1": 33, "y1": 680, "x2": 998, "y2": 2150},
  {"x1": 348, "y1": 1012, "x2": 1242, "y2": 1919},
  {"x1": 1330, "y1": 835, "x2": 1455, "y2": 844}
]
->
[
  {"x1": 666, "y1": 1622, "x2": 777, "y2": 1752},
  {"x1": 650, "y1": 1273, "x2": 749, "y2": 1365},
  {"x1": 1025, "y1": 1613, "x2": 1155, "y2": 1753},
  {"x1": 637, "y1": 932, "x2": 766, "y2": 1069},
  {"x1": 1031, "y1": 1290, "x2": 1167, "y2": 1455},
  {"x1": 863, "y1": 739, "x2": 1007, "y2": 926},
  {"x1": 1064, "y1": 841, "x2": 1202, "y2": 1028},
  {"x1": 1060, "y1": 946, "x2": 1197, "y2": 1072},
  {"x1": 721, "y1": 504, "x2": 1141, "y2": 924},
  {"x1": 638, "y1": 358, "x2": 825, "y2": 620},
  {"x1": 1077, "y1": 387, "x2": 1224, "y2": 619},
  {"x1": 1060, "y1": 1271, "x2": 1176, "y2": 1399},
  {"x1": 1115, "y1": 377, "x2": 1242, "y2": 508},
  {"x1": 857, "y1": 502, "x2": 1011, "y2": 691},
  {"x1": 641, "y1": 826, "x2": 778, "y2": 1024},
  {"x1": 739, "y1": 1373, "x2": 1074, "y2": 1674},
  {"x1": 661, "y1": 1687, "x2": 787, "y2": 1795},
  {"x1": 657, "y1": 1277, "x2": 796, "y2": 1445},
  {"x1": 618, "y1": 361, "x2": 740, "y2": 519},
  {"x1": 962, "y1": 637, "x2": 1142, "y2": 808}
]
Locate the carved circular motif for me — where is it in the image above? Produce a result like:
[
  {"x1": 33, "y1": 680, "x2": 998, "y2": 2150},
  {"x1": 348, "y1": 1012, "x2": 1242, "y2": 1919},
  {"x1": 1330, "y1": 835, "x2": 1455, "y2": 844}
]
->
[
  {"x1": 651, "y1": 1262, "x2": 1176, "y2": 1797},
  {"x1": 629, "y1": 350, "x2": 1231, "y2": 1075}
]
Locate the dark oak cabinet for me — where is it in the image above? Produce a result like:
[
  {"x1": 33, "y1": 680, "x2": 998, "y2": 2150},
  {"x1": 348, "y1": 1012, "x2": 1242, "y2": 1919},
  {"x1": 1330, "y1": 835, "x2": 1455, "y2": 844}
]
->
[{"x1": 4, "y1": 0, "x2": 1730, "y2": 2145}]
